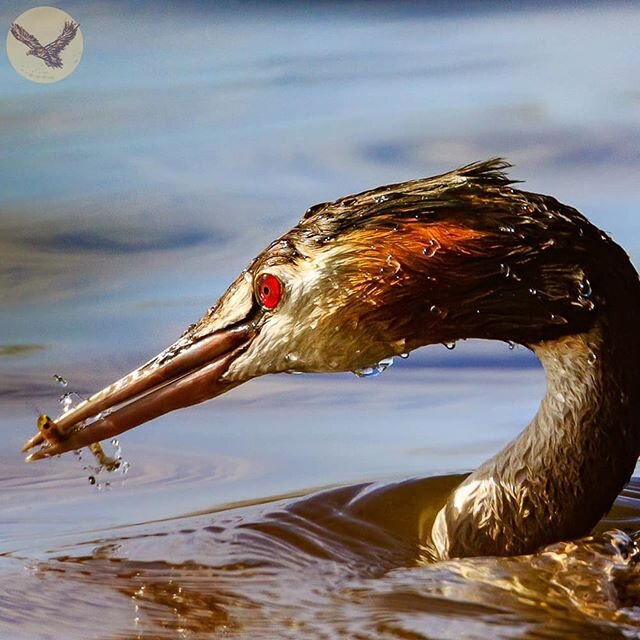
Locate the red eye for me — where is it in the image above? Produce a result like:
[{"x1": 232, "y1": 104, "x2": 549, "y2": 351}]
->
[{"x1": 256, "y1": 273, "x2": 282, "y2": 310}]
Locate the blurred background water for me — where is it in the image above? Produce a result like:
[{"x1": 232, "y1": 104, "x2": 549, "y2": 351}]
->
[{"x1": 2, "y1": 2, "x2": 640, "y2": 638}]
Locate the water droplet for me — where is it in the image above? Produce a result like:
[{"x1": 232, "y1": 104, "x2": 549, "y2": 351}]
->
[
  {"x1": 529, "y1": 287, "x2": 537, "y2": 296},
  {"x1": 88, "y1": 475, "x2": 96, "y2": 485},
  {"x1": 422, "y1": 239, "x2": 439, "y2": 258},
  {"x1": 587, "y1": 351, "x2": 597, "y2": 365},
  {"x1": 59, "y1": 392, "x2": 74, "y2": 412},
  {"x1": 507, "y1": 341, "x2": 515, "y2": 351},
  {"x1": 373, "y1": 194, "x2": 388, "y2": 204},
  {"x1": 500, "y1": 263, "x2": 511, "y2": 278},
  {"x1": 579, "y1": 278, "x2": 592, "y2": 298},
  {"x1": 444, "y1": 341, "x2": 456, "y2": 351},
  {"x1": 399, "y1": 353, "x2": 410, "y2": 359},
  {"x1": 429, "y1": 304, "x2": 446, "y2": 318},
  {"x1": 549, "y1": 313, "x2": 566, "y2": 325},
  {"x1": 499, "y1": 225, "x2": 515, "y2": 234},
  {"x1": 353, "y1": 357, "x2": 394, "y2": 378},
  {"x1": 386, "y1": 254, "x2": 401, "y2": 273},
  {"x1": 53, "y1": 374, "x2": 68, "y2": 387},
  {"x1": 285, "y1": 353, "x2": 299, "y2": 363}
]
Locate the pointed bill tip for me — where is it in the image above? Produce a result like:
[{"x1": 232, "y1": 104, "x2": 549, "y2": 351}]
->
[{"x1": 21, "y1": 324, "x2": 254, "y2": 462}]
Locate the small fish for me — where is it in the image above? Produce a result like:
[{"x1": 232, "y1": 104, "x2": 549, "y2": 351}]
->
[
  {"x1": 36, "y1": 415, "x2": 120, "y2": 471},
  {"x1": 89, "y1": 442, "x2": 121, "y2": 472}
]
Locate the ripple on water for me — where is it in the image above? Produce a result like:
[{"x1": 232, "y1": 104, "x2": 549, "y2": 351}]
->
[
  {"x1": 0, "y1": 444, "x2": 256, "y2": 555},
  {"x1": 2, "y1": 478, "x2": 640, "y2": 639},
  {"x1": 0, "y1": 446, "x2": 252, "y2": 495}
]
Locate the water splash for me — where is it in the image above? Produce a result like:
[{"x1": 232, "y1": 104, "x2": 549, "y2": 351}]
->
[
  {"x1": 60, "y1": 392, "x2": 74, "y2": 413},
  {"x1": 353, "y1": 357, "x2": 394, "y2": 378},
  {"x1": 53, "y1": 373, "x2": 68, "y2": 387},
  {"x1": 53, "y1": 375, "x2": 130, "y2": 488},
  {"x1": 79, "y1": 436, "x2": 129, "y2": 490}
]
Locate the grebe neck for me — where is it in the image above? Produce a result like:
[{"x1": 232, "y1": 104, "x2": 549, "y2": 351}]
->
[{"x1": 433, "y1": 307, "x2": 640, "y2": 558}]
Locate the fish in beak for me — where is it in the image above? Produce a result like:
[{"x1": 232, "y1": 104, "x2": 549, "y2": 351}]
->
[{"x1": 23, "y1": 270, "x2": 262, "y2": 461}]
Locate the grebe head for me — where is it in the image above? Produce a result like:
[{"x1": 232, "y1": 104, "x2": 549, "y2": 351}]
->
[
  {"x1": 22, "y1": 159, "x2": 632, "y2": 458},
  {"x1": 218, "y1": 158, "x2": 611, "y2": 381}
]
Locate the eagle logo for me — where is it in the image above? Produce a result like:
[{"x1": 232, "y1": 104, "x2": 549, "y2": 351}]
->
[{"x1": 10, "y1": 19, "x2": 79, "y2": 69}]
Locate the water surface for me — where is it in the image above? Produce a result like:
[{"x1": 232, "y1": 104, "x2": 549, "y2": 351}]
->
[{"x1": 2, "y1": 1, "x2": 640, "y2": 638}]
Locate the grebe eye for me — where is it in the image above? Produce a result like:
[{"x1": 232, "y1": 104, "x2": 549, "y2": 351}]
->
[{"x1": 255, "y1": 273, "x2": 282, "y2": 310}]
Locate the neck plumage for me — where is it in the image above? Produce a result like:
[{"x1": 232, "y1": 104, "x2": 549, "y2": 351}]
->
[{"x1": 432, "y1": 272, "x2": 640, "y2": 559}]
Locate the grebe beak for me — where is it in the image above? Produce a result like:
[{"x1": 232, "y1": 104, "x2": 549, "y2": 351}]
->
[{"x1": 22, "y1": 322, "x2": 256, "y2": 460}]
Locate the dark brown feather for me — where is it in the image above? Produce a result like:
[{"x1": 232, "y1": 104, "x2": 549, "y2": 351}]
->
[{"x1": 280, "y1": 158, "x2": 628, "y2": 350}]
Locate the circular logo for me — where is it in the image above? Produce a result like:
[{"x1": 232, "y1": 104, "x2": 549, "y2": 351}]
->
[{"x1": 6, "y1": 6, "x2": 83, "y2": 83}]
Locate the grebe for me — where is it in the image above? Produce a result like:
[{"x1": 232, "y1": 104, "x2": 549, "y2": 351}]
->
[{"x1": 22, "y1": 159, "x2": 640, "y2": 559}]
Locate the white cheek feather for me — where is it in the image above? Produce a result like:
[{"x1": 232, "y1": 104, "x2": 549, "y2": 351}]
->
[
  {"x1": 225, "y1": 247, "x2": 353, "y2": 380},
  {"x1": 293, "y1": 249, "x2": 333, "y2": 296}
]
